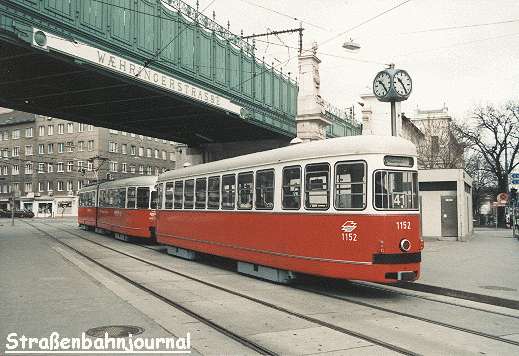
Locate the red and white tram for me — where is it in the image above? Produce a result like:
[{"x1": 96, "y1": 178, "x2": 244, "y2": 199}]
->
[
  {"x1": 155, "y1": 135, "x2": 423, "y2": 283},
  {"x1": 78, "y1": 176, "x2": 158, "y2": 240}
]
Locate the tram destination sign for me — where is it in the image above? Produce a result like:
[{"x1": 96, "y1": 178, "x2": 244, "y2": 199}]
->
[{"x1": 32, "y1": 28, "x2": 242, "y2": 115}]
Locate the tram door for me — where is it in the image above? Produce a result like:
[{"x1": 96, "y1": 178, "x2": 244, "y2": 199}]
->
[{"x1": 441, "y1": 196, "x2": 458, "y2": 237}]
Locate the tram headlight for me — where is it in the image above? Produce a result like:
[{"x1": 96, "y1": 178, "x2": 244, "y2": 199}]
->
[{"x1": 399, "y1": 239, "x2": 411, "y2": 252}]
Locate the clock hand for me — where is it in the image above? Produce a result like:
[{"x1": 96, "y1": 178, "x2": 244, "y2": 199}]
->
[
  {"x1": 378, "y1": 80, "x2": 388, "y2": 93},
  {"x1": 397, "y1": 78, "x2": 407, "y2": 94}
]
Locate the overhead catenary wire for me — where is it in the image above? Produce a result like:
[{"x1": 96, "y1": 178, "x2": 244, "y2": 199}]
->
[
  {"x1": 402, "y1": 18, "x2": 519, "y2": 35},
  {"x1": 317, "y1": 0, "x2": 413, "y2": 47}
]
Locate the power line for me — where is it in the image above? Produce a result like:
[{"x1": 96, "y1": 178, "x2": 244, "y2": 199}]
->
[
  {"x1": 318, "y1": 0, "x2": 413, "y2": 47},
  {"x1": 402, "y1": 18, "x2": 519, "y2": 35},
  {"x1": 395, "y1": 31, "x2": 519, "y2": 58},
  {"x1": 236, "y1": 0, "x2": 331, "y2": 32}
]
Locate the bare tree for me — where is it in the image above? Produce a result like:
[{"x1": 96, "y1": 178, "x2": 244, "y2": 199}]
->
[
  {"x1": 453, "y1": 101, "x2": 519, "y2": 226},
  {"x1": 415, "y1": 118, "x2": 464, "y2": 169}
]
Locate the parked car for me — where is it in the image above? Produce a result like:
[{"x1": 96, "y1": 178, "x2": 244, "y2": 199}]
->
[
  {"x1": 0, "y1": 209, "x2": 10, "y2": 218},
  {"x1": 22, "y1": 209, "x2": 34, "y2": 218}
]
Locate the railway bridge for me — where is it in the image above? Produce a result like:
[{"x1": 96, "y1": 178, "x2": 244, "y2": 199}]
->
[{"x1": 0, "y1": 0, "x2": 359, "y2": 150}]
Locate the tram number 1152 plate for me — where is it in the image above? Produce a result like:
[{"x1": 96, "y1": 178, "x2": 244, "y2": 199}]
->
[
  {"x1": 341, "y1": 233, "x2": 358, "y2": 241},
  {"x1": 396, "y1": 221, "x2": 411, "y2": 230}
]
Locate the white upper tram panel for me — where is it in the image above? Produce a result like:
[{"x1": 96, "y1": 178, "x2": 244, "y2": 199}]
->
[
  {"x1": 158, "y1": 135, "x2": 417, "y2": 181},
  {"x1": 98, "y1": 176, "x2": 157, "y2": 190}
]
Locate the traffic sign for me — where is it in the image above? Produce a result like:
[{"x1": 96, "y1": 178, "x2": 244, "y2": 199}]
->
[
  {"x1": 497, "y1": 192, "x2": 509, "y2": 204},
  {"x1": 512, "y1": 173, "x2": 519, "y2": 179},
  {"x1": 512, "y1": 180, "x2": 519, "y2": 185}
]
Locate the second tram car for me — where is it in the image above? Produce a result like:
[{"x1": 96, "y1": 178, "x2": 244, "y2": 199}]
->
[
  {"x1": 154, "y1": 136, "x2": 423, "y2": 283},
  {"x1": 78, "y1": 176, "x2": 158, "y2": 240}
]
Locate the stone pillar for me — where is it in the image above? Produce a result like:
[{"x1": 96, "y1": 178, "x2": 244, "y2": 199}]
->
[{"x1": 296, "y1": 43, "x2": 330, "y2": 141}]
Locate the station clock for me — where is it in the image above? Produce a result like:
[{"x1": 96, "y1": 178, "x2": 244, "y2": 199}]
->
[{"x1": 372, "y1": 66, "x2": 412, "y2": 102}]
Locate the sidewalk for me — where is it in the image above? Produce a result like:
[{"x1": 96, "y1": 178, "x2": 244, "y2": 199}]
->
[{"x1": 418, "y1": 227, "x2": 519, "y2": 301}]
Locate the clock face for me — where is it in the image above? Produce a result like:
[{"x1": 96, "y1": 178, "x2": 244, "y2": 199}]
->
[
  {"x1": 393, "y1": 70, "x2": 412, "y2": 97},
  {"x1": 373, "y1": 72, "x2": 391, "y2": 99}
]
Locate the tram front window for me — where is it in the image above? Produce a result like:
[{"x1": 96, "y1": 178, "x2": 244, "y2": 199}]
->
[
  {"x1": 374, "y1": 171, "x2": 418, "y2": 210},
  {"x1": 137, "y1": 187, "x2": 150, "y2": 209}
]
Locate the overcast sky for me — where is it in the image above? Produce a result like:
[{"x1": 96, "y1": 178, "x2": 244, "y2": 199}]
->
[{"x1": 185, "y1": 0, "x2": 519, "y2": 120}]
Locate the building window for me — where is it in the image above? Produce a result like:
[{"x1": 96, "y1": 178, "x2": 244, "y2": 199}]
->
[
  {"x1": 109, "y1": 129, "x2": 118, "y2": 134},
  {"x1": 78, "y1": 123, "x2": 85, "y2": 132},
  {"x1": 87, "y1": 162, "x2": 93, "y2": 171},
  {"x1": 146, "y1": 166, "x2": 152, "y2": 175},
  {"x1": 12, "y1": 165, "x2": 19, "y2": 175},
  {"x1": 12, "y1": 183, "x2": 20, "y2": 193},
  {"x1": 130, "y1": 133, "x2": 135, "y2": 137},
  {"x1": 39, "y1": 126, "x2": 45, "y2": 136},
  {"x1": 87, "y1": 140, "x2": 94, "y2": 151},
  {"x1": 431, "y1": 136, "x2": 439, "y2": 155},
  {"x1": 66, "y1": 142, "x2": 74, "y2": 152},
  {"x1": 25, "y1": 145, "x2": 33, "y2": 156},
  {"x1": 67, "y1": 180, "x2": 73, "y2": 192},
  {"x1": 121, "y1": 144, "x2": 127, "y2": 155},
  {"x1": 130, "y1": 145, "x2": 136, "y2": 156},
  {"x1": 12, "y1": 146, "x2": 20, "y2": 157},
  {"x1": 25, "y1": 182, "x2": 32, "y2": 193},
  {"x1": 110, "y1": 161, "x2": 118, "y2": 172},
  {"x1": 146, "y1": 148, "x2": 151, "y2": 158},
  {"x1": 47, "y1": 143, "x2": 54, "y2": 154},
  {"x1": 58, "y1": 143, "x2": 65, "y2": 153},
  {"x1": 57, "y1": 181, "x2": 64, "y2": 191},
  {"x1": 138, "y1": 147, "x2": 144, "y2": 157},
  {"x1": 47, "y1": 125, "x2": 54, "y2": 135},
  {"x1": 1, "y1": 149, "x2": 8, "y2": 158},
  {"x1": 57, "y1": 162, "x2": 64, "y2": 172},
  {"x1": 109, "y1": 142, "x2": 118, "y2": 153},
  {"x1": 78, "y1": 180, "x2": 84, "y2": 190},
  {"x1": 139, "y1": 165, "x2": 144, "y2": 175},
  {"x1": 87, "y1": 125, "x2": 94, "y2": 131},
  {"x1": 2, "y1": 131, "x2": 8, "y2": 140},
  {"x1": 1, "y1": 166, "x2": 7, "y2": 175},
  {"x1": 48, "y1": 163, "x2": 54, "y2": 173},
  {"x1": 25, "y1": 127, "x2": 33, "y2": 138},
  {"x1": 67, "y1": 123, "x2": 74, "y2": 133},
  {"x1": 38, "y1": 182, "x2": 45, "y2": 192},
  {"x1": 170, "y1": 152, "x2": 175, "y2": 161},
  {"x1": 162, "y1": 150, "x2": 166, "y2": 160},
  {"x1": 154, "y1": 149, "x2": 159, "y2": 159},
  {"x1": 58, "y1": 124, "x2": 64, "y2": 134},
  {"x1": 12, "y1": 129, "x2": 20, "y2": 139},
  {"x1": 121, "y1": 163, "x2": 127, "y2": 173},
  {"x1": 47, "y1": 181, "x2": 53, "y2": 192},
  {"x1": 38, "y1": 144, "x2": 44, "y2": 155},
  {"x1": 78, "y1": 141, "x2": 84, "y2": 151},
  {"x1": 67, "y1": 161, "x2": 74, "y2": 172},
  {"x1": 130, "y1": 165, "x2": 136, "y2": 173},
  {"x1": 25, "y1": 162, "x2": 33, "y2": 175},
  {"x1": 122, "y1": 131, "x2": 127, "y2": 136},
  {"x1": 38, "y1": 163, "x2": 45, "y2": 173}
]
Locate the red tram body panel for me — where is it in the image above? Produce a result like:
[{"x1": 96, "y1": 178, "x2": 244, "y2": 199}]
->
[
  {"x1": 78, "y1": 206, "x2": 97, "y2": 227},
  {"x1": 156, "y1": 212, "x2": 420, "y2": 282},
  {"x1": 97, "y1": 208, "x2": 156, "y2": 239}
]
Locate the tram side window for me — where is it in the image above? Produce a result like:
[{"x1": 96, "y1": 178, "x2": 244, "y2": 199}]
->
[
  {"x1": 221, "y1": 174, "x2": 236, "y2": 210},
  {"x1": 165, "y1": 182, "x2": 174, "y2": 209},
  {"x1": 174, "y1": 181, "x2": 183, "y2": 209},
  {"x1": 151, "y1": 190, "x2": 158, "y2": 209},
  {"x1": 99, "y1": 190, "x2": 106, "y2": 207},
  {"x1": 195, "y1": 178, "x2": 207, "y2": 209},
  {"x1": 305, "y1": 163, "x2": 330, "y2": 210},
  {"x1": 255, "y1": 170, "x2": 274, "y2": 210},
  {"x1": 137, "y1": 187, "x2": 150, "y2": 209},
  {"x1": 335, "y1": 162, "x2": 366, "y2": 210},
  {"x1": 184, "y1": 179, "x2": 194, "y2": 209},
  {"x1": 127, "y1": 187, "x2": 136, "y2": 209},
  {"x1": 154, "y1": 184, "x2": 162, "y2": 209},
  {"x1": 237, "y1": 172, "x2": 253, "y2": 210},
  {"x1": 282, "y1": 166, "x2": 301, "y2": 210},
  {"x1": 207, "y1": 176, "x2": 220, "y2": 209},
  {"x1": 117, "y1": 188, "x2": 126, "y2": 208}
]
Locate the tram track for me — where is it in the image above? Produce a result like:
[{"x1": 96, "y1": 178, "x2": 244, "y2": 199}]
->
[
  {"x1": 26, "y1": 220, "x2": 419, "y2": 356},
  {"x1": 28, "y1": 220, "x2": 519, "y2": 354}
]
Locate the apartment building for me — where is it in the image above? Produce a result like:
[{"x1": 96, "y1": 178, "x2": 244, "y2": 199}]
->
[{"x1": 0, "y1": 110, "x2": 177, "y2": 216}]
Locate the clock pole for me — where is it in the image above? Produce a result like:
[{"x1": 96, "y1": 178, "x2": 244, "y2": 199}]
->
[{"x1": 391, "y1": 101, "x2": 397, "y2": 136}]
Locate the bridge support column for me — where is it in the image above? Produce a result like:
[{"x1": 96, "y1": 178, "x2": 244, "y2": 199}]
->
[{"x1": 295, "y1": 43, "x2": 330, "y2": 142}]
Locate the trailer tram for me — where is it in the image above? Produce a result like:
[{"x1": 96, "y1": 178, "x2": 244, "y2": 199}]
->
[
  {"x1": 155, "y1": 135, "x2": 423, "y2": 283},
  {"x1": 78, "y1": 176, "x2": 158, "y2": 241}
]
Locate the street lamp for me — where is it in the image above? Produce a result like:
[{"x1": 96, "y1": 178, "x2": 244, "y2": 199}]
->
[{"x1": 342, "y1": 38, "x2": 361, "y2": 51}]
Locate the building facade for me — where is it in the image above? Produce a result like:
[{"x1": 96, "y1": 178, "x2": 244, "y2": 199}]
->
[{"x1": 0, "y1": 110, "x2": 177, "y2": 216}]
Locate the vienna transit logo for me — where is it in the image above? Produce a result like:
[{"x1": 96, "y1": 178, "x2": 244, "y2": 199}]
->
[{"x1": 340, "y1": 221, "x2": 358, "y2": 233}]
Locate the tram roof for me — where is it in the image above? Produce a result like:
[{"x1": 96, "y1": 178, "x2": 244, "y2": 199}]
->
[
  {"x1": 158, "y1": 135, "x2": 417, "y2": 181},
  {"x1": 78, "y1": 176, "x2": 157, "y2": 193}
]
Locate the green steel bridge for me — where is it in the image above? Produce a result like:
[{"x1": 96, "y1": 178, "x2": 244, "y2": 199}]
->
[{"x1": 0, "y1": 0, "x2": 360, "y2": 144}]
